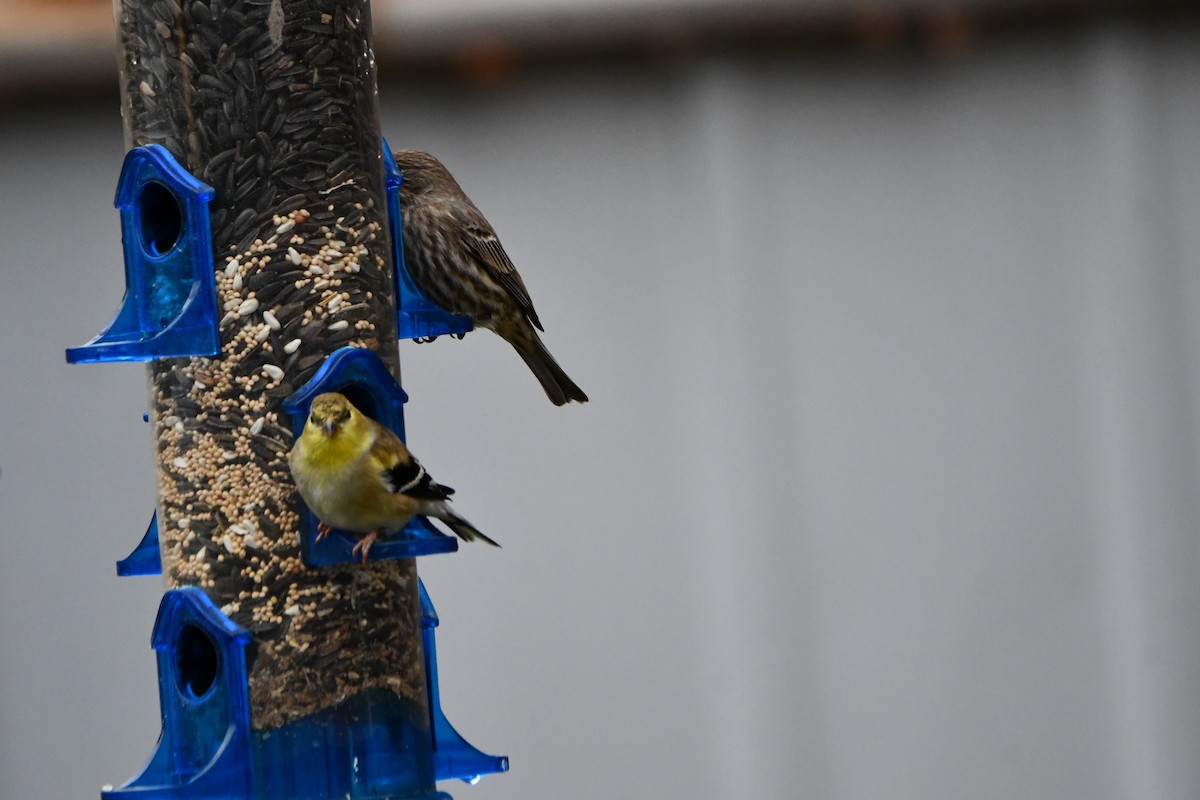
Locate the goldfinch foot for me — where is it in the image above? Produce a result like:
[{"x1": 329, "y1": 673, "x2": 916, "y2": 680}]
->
[{"x1": 351, "y1": 530, "x2": 381, "y2": 565}]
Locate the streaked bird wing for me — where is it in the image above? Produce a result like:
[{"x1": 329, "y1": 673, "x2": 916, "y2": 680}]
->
[{"x1": 460, "y1": 212, "x2": 544, "y2": 331}]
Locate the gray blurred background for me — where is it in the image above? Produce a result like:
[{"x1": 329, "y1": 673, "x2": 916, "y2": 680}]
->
[{"x1": 3, "y1": 1, "x2": 1200, "y2": 799}]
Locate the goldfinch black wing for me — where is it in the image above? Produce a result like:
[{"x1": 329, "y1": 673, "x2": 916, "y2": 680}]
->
[
  {"x1": 369, "y1": 425, "x2": 455, "y2": 501},
  {"x1": 382, "y1": 456, "x2": 454, "y2": 500}
]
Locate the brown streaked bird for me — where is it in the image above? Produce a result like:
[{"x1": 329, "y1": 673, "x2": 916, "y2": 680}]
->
[
  {"x1": 288, "y1": 392, "x2": 499, "y2": 564},
  {"x1": 395, "y1": 148, "x2": 588, "y2": 406}
]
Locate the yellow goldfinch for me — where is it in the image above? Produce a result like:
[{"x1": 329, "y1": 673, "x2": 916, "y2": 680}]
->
[{"x1": 288, "y1": 392, "x2": 499, "y2": 563}]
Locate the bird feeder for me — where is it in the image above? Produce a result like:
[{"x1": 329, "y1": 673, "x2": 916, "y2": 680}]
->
[{"x1": 70, "y1": 0, "x2": 507, "y2": 796}]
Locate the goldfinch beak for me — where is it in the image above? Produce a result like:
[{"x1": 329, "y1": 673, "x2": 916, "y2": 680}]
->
[{"x1": 322, "y1": 419, "x2": 337, "y2": 437}]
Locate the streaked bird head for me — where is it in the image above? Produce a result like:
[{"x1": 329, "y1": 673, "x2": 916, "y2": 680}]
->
[
  {"x1": 307, "y1": 392, "x2": 358, "y2": 439},
  {"x1": 394, "y1": 149, "x2": 459, "y2": 196}
]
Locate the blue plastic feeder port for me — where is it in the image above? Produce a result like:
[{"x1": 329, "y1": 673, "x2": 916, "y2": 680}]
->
[
  {"x1": 420, "y1": 581, "x2": 510, "y2": 784},
  {"x1": 383, "y1": 138, "x2": 475, "y2": 342},
  {"x1": 67, "y1": 145, "x2": 220, "y2": 363},
  {"x1": 117, "y1": 512, "x2": 164, "y2": 576},
  {"x1": 116, "y1": 412, "x2": 165, "y2": 576},
  {"x1": 106, "y1": 584, "x2": 506, "y2": 799},
  {"x1": 105, "y1": 587, "x2": 254, "y2": 800},
  {"x1": 283, "y1": 346, "x2": 459, "y2": 565}
]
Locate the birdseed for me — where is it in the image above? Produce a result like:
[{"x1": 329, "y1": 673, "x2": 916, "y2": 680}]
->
[{"x1": 115, "y1": 0, "x2": 427, "y2": 732}]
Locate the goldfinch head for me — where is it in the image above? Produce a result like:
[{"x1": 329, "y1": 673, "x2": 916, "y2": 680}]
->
[{"x1": 306, "y1": 392, "x2": 360, "y2": 439}]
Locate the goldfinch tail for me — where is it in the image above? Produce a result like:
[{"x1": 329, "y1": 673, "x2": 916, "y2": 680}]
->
[{"x1": 428, "y1": 502, "x2": 500, "y2": 547}]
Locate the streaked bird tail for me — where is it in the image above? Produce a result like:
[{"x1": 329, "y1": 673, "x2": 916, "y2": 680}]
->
[
  {"x1": 517, "y1": 332, "x2": 589, "y2": 406},
  {"x1": 428, "y1": 502, "x2": 501, "y2": 547}
]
